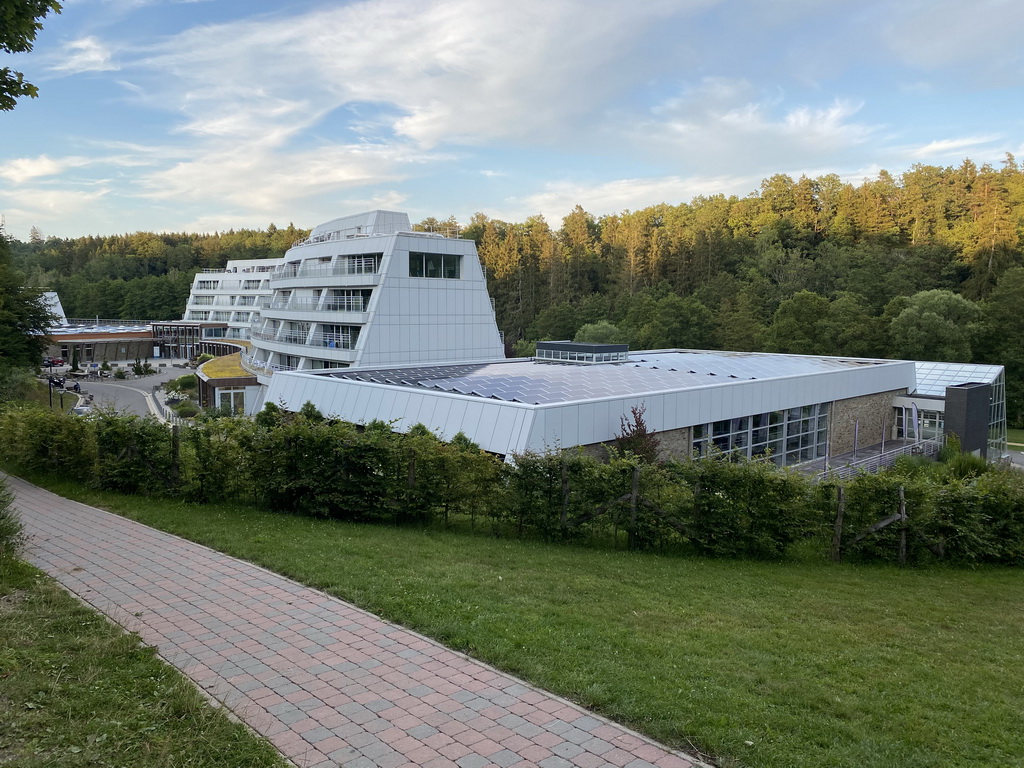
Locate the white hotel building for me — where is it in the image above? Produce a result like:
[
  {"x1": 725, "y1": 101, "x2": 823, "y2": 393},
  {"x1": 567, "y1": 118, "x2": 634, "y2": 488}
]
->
[{"x1": 186, "y1": 210, "x2": 1006, "y2": 470}]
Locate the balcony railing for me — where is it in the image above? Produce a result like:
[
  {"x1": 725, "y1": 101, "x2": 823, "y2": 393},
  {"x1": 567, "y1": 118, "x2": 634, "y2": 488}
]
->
[
  {"x1": 273, "y1": 261, "x2": 379, "y2": 280},
  {"x1": 240, "y1": 351, "x2": 298, "y2": 376},
  {"x1": 815, "y1": 439, "x2": 943, "y2": 481},
  {"x1": 265, "y1": 297, "x2": 369, "y2": 312},
  {"x1": 249, "y1": 329, "x2": 359, "y2": 350}
]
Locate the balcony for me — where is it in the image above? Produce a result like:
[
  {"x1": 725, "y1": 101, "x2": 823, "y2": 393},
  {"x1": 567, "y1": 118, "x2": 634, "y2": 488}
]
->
[
  {"x1": 249, "y1": 329, "x2": 359, "y2": 350},
  {"x1": 266, "y1": 296, "x2": 369, "y2": 312},
  {"x1": 273, "y1": 260, "x2": 380, "y2": 280},
  {"x1": 240, "y1": 351, "x2": 297, "y2": 376}
]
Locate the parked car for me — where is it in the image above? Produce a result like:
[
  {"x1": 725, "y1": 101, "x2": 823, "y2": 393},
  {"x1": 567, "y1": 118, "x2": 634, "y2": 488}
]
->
[{"x1": 42, "y1": 357, "x2": 65, "y2": 366}]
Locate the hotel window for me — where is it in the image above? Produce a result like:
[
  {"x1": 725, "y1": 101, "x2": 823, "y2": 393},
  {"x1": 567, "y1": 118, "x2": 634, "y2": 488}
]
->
[
  {"x1": 192, "y1": 295, "x2": 214, "y2": 305},
  {"x1": 340, "y1": 253, "x2": 381, "y2": 274},
  {"x1": 243, "y1": 280, "x2": 261, "y2": 289},
  {"x1": 409, "y1": 252, "x2": 461, "y2": 279},
  {"x1": 197, "y1": 280, "x2": 219, "y2": 290},
  {"x1": 692, "y1": 403, "x2": 828, "y2": 467},
  {"x1": 217, "y1": 387, "x2": 246, "y2": 415}
]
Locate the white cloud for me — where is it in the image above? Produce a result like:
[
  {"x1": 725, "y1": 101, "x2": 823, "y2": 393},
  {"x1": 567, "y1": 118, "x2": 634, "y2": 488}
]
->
[
  {"x1": 49, "y1": 37, "x2": 119, "y2": 73},
  {"x1": 632, "y1": 78, "x2": 876, "y2": 176},
  {"x1": 0, "y1": 186, "x2": 112, "y2": 237},
  {"x1": 909, "y1": 136, "x2": 1002, "y2": 160},
  {"x1": 877, "y1": 0, "x2": 1024, "y2": 76},
  {"x1": 137, "y1": 140, "x2": 441, "y2": 216},
  {"x1": 134, "y1": 0, "x2": 703, "y2": 147},
  {"x1": 505, "y1": 173, "x2": 759, "y2": 224},
  {"x1": 0, "y1": 155, "x2": 92, "y2": 183}
]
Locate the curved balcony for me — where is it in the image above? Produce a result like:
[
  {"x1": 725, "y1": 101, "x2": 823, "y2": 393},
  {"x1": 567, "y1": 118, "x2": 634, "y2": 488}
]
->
[
  {"x1": 240, "y1": 350, "x2": 297, "y2": 377},
  {"x1": 259, "y1": 296, "x2": 371, "y2": 324},
  {"x1": 272, "y1": 272, "x2": 381, "y2": 291},
  {"x1": 250, "y1": 329, "x2": 360, "y2": 363}
]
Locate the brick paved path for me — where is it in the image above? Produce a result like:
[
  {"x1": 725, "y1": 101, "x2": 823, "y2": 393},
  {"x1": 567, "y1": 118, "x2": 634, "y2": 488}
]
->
[{"x1": 7, "y1": 473, "x2": 705, "y2": 768}]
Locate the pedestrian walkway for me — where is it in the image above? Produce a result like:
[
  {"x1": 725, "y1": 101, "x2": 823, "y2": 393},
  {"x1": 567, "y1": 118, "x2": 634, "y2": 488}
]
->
[{"x1": 6, "y1": 473, "x2": 706, "y2": 768}]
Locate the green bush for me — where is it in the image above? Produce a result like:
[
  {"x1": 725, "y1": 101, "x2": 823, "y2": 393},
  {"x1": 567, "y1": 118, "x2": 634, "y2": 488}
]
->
[
  {"x1": 94, "y1": 413, "x2": 178, "y2": 494},
  {"x1": 666, "y1": 457, "x2": 812, "y2": 558},
  {"x1": 0, "y1": 478, "x2": 25, "y2": 559},
  {"x1": 0, "y1": 404, "x2": 98, "y2": 480},
  {"x1": 166, "y1": 374, "x2": 198, "y2": 392},
  {"x1": 174, "y1": 401, "x2": 200, "y2": 418}
]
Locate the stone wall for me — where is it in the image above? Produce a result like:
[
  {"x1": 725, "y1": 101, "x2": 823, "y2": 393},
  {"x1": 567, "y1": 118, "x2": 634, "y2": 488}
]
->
[
  {"x1": 656, "y1": 425, "x2": 692, "y2": 462},
  {"x1": 829, "y1": 388, "x2": 906, "y2": 455},
  {"x1": 579, "y1": 425, "x2": 692, "y2": 462}
]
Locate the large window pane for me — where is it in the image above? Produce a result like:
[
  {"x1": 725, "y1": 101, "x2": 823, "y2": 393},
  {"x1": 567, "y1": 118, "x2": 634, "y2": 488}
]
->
[
  {"x1": 425, "y1": 253, "x2": 443, "y2": 277},
  {"x1": 443, "y1": 254, "x2": 461, "y2": 278}
]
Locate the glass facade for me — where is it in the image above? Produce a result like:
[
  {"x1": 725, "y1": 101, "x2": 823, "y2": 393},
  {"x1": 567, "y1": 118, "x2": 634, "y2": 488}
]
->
[
  {"x1": 895, "y1": 407, "x2": 944, "y2": 441},
  {"x1": 692, "y1": 403, "x2": 829, "y2": 466},
  {"x1": 990, "y1": 370, "x2": 1008, "y2": 458}
]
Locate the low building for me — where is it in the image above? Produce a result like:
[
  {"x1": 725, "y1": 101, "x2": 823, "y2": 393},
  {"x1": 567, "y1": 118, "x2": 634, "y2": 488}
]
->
[
  {"x1": 264, "y1": 343, "x2": 1007, "y2": 469},
  {"x1": 44, "y1": 322, "x2": 156, "y2": 368}
]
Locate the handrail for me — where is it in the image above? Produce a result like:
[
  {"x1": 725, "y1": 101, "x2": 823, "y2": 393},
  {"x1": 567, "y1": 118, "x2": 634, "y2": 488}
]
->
[
  {"x1": 240, "y1": 351, "x2": 298, "y2": 376},
  {"x1": 249, "y1": 328, "x2": 359, "y2": 349},
  {"x1": 273, "y1": 260, "x2": 380, "y2": 280},
  {"x1": 265, "y1": 297, "x2": 368, "y2": 312},
  {"x1": 816, "y1": 439, "x2": 943, "y2": 481}
]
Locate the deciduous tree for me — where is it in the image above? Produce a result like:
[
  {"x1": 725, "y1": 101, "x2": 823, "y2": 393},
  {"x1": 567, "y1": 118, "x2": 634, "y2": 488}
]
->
[{"x1": 1, "y1": 0, "x2": 62, "y2": 110}]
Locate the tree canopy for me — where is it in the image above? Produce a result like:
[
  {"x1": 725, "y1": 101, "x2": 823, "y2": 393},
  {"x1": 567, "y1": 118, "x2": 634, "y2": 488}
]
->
[
  {"x1": 0, "y1": 0, "x2": 62, "y2": 110},
  {"x1": 0, "y1": 233, "x2": 52, "y2": 367}
]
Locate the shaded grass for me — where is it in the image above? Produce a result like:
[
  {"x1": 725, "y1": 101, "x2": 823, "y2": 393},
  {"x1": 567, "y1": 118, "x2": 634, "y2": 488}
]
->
[
  {"x1": 0, "y1": 557, "x2": 287, "y2": 768},
  {"x1": 16, "y1": 474, "x2": 1024, "y2": 768},
  {"x1": 1007, "y1": 427, "x2": 1024, "y2": 447}
]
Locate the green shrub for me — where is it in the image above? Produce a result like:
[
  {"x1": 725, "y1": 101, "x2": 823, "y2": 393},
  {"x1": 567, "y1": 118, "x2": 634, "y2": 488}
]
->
[
  {"x1": 94, "y1": 413, "x2": 178, "y2": 494},
  {"x1": 0, "y1": 404, "x2": 98, "y2": 480},
  {"x1": 666, "y1": 457, "x2": 812, "y2": 558},
  {"x1": 174, "y1": 401, "x2": 199, "y2": 418},
  {"x1": 0, "y1": 478, "x2": 25, "y2": 559},
  {"x1": 166, "y1": 374, "x2": 198, "y2": 392}
]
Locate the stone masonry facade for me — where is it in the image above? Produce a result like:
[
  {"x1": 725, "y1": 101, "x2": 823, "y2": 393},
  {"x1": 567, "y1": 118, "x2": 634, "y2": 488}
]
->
[{"x1": 829, "y1": 388, "x2": 907, "y2": 455}]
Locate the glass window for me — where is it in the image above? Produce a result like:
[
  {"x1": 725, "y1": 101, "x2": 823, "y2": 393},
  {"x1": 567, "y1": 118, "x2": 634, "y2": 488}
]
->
[
  {"x1": 443, "y1": 254, "x2": 461, "y2": 278},
  {"x1": 425, "y1": 253, "x2": 443, "y2": 278},
  {"x1": 410, "y1": 252, "x2": 461, "y2": 279},
  {"x1": 409, "y1": 253, "x2": 425, "y2": 277}
]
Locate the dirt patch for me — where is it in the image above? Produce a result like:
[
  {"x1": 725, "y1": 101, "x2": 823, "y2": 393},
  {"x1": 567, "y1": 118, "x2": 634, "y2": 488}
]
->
[{"x1": 0, "y1": 589, "x2": 30, "y2": 613}]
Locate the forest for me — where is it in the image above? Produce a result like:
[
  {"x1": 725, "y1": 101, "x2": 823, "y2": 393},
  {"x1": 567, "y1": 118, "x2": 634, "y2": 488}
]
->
[{"x1": 8, "y1": 156, "x2": 1024, "y2": 425}]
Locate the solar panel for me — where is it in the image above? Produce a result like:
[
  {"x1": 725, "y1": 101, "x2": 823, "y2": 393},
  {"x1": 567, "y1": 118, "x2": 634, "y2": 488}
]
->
[{"x1": 318, "y1": 351, "x2": 914, "y2": 406}]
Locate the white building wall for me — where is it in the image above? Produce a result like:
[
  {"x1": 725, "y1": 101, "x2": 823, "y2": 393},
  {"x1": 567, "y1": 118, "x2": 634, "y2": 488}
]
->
[
  {"x1": 266, "y1": 359, "x2": 917, "y2": 458},
  {"x1": 247, "y1": 211, "x2": 503, "y2": 375}
]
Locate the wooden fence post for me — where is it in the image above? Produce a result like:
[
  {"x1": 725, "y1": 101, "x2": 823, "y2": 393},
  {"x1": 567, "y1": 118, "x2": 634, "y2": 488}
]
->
[
  {"x1": 898, "y1": 485, "x2": 907, "y2": 565},
  {"x1": 560, "y1": 456, "x2": 569, "y2": 532},
  {"x1": 832, "y1": 484, "x2": 845, "y2": 562},
  {"x1": 628, "y1": 464, "x2": 640, "y2": 550}
]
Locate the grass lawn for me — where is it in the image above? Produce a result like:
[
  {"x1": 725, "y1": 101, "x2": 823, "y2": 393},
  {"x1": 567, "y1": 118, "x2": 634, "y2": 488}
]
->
[
  {"x1": 1008, "y1": 427, "x2": 1024, "y2": 447},
  {"x1": 0, "y1": 556, "x2": 286, "y2": 768},
  {"x1": 19, "y1": 476, "x2": 1024, "y2": 768}
]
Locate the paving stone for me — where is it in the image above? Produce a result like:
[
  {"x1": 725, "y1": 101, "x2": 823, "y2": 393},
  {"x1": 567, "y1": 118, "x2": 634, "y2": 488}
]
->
[{"x1": 7, "y1": 473, "x2": 707, "y2": 768}]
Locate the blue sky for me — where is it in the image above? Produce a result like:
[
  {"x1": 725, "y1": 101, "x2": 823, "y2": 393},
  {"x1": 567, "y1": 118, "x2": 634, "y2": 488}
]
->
[{"x1": 2, "y1": 0, "x2": 1022, "y2": 241}]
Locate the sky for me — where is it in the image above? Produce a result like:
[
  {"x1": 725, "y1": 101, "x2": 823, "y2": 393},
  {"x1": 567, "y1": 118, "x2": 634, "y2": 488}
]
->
[{"x1": 1, "y1": 0, "x2": 1023, "y2": 242}]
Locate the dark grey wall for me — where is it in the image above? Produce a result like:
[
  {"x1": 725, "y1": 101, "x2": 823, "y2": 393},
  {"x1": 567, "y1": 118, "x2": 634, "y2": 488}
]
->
[{"x1": 943, "y1": 383, "x2": 991, "y2": 457}]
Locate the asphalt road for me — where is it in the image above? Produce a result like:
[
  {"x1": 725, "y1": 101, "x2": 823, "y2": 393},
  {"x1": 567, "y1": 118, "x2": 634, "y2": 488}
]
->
[{"x1": 56, "y1": 364, "x2": 190, "y2": 419}]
